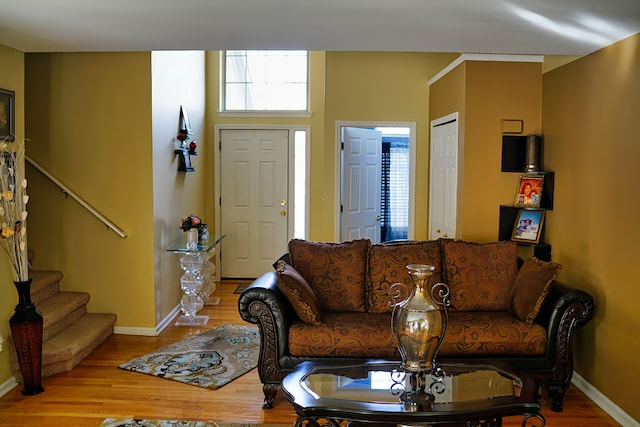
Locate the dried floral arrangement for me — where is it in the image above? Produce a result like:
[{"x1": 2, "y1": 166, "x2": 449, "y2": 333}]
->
[{"x1": 0, "y1": 137, "x2": 29, "y2": 282}]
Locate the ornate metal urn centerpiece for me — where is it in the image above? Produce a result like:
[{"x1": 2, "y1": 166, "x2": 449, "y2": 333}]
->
[{"x1": 391, "y1": 264, "x2": 450, "y2": 406}]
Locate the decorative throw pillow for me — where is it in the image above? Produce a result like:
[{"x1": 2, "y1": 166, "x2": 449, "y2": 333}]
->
[
  {"x1": 275, "y1": 260, "x2": 322, "y2": 326},
  {"x1": 367, "y1": 240, "x2": 443, "y2": 313},
  {"x1": 288, "y1": 238, "x2": 370, "y2": 312},
  {"x1": 510, "y1": 256, "x2": 562, "y2": 324},
  {"x1": 440, "y1": 239, "x2": 519, "y2": 311}
]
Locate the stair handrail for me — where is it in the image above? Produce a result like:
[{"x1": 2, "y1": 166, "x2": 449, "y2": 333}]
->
[{"x1": 26, "y1": 155, "x2": 127, "y2": 238}]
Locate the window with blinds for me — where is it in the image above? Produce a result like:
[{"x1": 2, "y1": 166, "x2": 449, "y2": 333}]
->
[{"x1": 381, "y1": 138, "x2": 409, "y2": 241}]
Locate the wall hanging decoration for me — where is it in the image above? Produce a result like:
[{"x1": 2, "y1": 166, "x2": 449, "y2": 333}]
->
[
  {"x1": 175, "y1": 106, "x2": 196, "y2": 172},
  {"x1": 1, "y1": 137, "x2": 44, "y2": 395},
  {"x1": 0, "y1": 89, "x2": 15, "y2": 142}
]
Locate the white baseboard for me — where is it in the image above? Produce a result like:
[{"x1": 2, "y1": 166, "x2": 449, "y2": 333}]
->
[
  {"x1": 113, "y1": 326, "x2": 157, "y2": 336},
  {"x1": 0, "y1": 376, "x2": 18, "y2": 398},
  {"x1": 155, "y1": 305, "x2": 181, "y2": 335},
  {"x1": 572, "y1": 372, "x2": 639, "y2": 427},
  {"x1": 113, "y1": 304, "x2": 180, "y2": 337}
]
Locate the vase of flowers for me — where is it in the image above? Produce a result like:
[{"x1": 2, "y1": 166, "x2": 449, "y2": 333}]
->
[
  {"x1": 0, "y1": 137, "x2": 44, "y2": 395},
  {"x1": 179, "y1": 214, "x2": 208, "y2": 244}
]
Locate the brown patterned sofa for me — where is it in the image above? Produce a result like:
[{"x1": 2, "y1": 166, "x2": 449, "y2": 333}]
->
[{"x1": 238, "y1": 238, "x2": 594, "y2": 411}]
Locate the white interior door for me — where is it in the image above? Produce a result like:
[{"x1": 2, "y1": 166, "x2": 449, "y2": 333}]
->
[
  {"x1": 340, "y1": 127, "x2": 382, "y2": 243},
  {"x1": 429, "y1": 113, "x2": 459, "y2": 240},
  {"x1": 220, "y1": 129, "x2": 289, "y2": 278}
]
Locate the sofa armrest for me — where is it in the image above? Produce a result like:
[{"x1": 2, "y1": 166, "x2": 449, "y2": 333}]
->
[
  {"x1": 535, "y1": 281, "x2": 595, "y2": 385},
  {"x1": 237, "y1": 272, "x2": 292, "y2": 384}
]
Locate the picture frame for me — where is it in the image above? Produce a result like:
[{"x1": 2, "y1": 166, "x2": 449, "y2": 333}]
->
[
  {"x1": 514, "y1": 174, "x2": 544, "y2": 207},
  {"x1": 511, "y1": 209, "x2": 545, "y2": 244},
  {"x1": 0, "y1": 88, "x2": 15, "y2": 142}
]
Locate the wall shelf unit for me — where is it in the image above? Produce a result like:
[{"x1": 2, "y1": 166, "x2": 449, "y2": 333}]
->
[{"x1": 499, "y1": 135, "x2": 554, "y2": 261}]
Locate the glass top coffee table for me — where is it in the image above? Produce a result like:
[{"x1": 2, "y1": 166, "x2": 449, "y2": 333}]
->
[{"x1": 282, "y1": 360, "x2": 545, "y2": 426}]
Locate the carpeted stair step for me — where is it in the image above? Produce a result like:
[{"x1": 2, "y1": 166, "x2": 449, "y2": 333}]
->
[
  {"x1": 9, "y1": 265, "x2": 117, "y2": 384},
  {"x1": 28, "y1": 270, "x2": 64, "y2": 304},
  {"x1": 37, "y1": 291, "x2": 90, "y2": 341},
  {"x1": 10, "y1": 312, "x2": 117, "y2": 381},
  {"x1": 41, "y1": 312, "x2": 117, "y2": 376}
]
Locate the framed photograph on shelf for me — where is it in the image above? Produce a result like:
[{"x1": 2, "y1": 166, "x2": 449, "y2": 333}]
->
[
  {"x1": 514, "y1": 174, "x2": 544, "y2": 207},
  {"x1": 0, "y1": 88, "x2": 15, "y2": 142},
  {"x1": 511, "y1": 209, "x2": 546, "y2": 244}
]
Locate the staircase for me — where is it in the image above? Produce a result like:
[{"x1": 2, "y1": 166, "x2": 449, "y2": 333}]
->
[{"x1": 8, "y1": 269, "x2": 117, "y2": 382}]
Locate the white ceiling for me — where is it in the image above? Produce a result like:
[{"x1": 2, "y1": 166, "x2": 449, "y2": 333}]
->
[{"x1": 0, "y1": 0, "x2": 639, "y2": 55}]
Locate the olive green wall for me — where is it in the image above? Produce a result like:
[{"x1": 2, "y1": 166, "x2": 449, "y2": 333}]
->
[
  {"x1": 204, "y1": 51, "x2": 328, "y2": 240},
  {"x1": 24, "y1": 52, "x2": 157, "y2": 331},
  {"x1": 324, "y1": 52, "x2": 458, "y2": 239},
  {"x1": 429, "y1": 63, "x2": 466, "y2": 121},
  {"x1": 463, "y1": 61, "x2": 542, "y2": 241},
  {"x1": 22, "y1": 51, "x2": 208, "y2": 333},
  {"x1": 205, "y1": 51, "x2": 457, "y2": 241},
  {"x1": 429, "y1": 60, "x2": 542, "y2": 241},
  {"x1": 2, "y1": 41, "x2": 638, "y2": 422},
  {"x1": 0, "y1": 43, "x2": 25, "y2": 391},
  {"x1": 0, "y1": 48, "x2": 208, "y2": 389},
  {"x1": 542, "y1": 33, "x2": 640, "y2": 422}
]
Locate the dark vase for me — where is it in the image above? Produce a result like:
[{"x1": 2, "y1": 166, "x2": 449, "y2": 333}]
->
[{"x1": 9, "y1": 279, "x2": 45, "y2": 395}]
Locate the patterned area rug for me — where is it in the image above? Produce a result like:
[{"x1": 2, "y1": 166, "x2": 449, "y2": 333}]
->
[
  {"x1": 233, "y1": 283, "x2": 250, "y2": 294},
  {"x1": 100, "y1": 420, "x2": 290, "y2": 427},
  {"x1": 118, "y1": 323, "x2": 259, "y2": 390}
]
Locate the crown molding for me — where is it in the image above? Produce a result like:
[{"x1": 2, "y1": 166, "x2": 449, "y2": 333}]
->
[{"x1": 429, "y1": 53, "x2": 544, "y2": 86}]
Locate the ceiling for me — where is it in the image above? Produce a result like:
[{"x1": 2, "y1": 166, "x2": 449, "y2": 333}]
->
[{"x1": 1, "y1": 0, "x2": 639, "y2": 56}]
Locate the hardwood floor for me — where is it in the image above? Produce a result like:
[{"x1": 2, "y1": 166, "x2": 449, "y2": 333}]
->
[{"x1": 0, "y1": 280, "x2": 620, "y2": 426}]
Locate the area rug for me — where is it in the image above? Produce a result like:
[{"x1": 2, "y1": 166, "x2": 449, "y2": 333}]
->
[
  {"x1": 118, "y1": 323, "x2": 259, "y2": 390},
  {"x1": 233, "y1": 283, "x2": 250, "y2": 294},
  {"x1": 100, "y1": 420, "x2": 290, "y2": 427}
]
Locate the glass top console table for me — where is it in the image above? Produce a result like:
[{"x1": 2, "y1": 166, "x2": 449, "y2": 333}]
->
[
  {"x1": 282, "y1": 360, "x2": 545, "y2": 427},
  {"x1": 166, "y1": 234, "x2": 225, "y2": 326}
]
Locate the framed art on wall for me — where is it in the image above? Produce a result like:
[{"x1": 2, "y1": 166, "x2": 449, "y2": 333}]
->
[
  {"x1": 514, "y1": 174, "x2": 544, "y2": 208},
  {"x1": 511, "y1": 209, "x2": 545, "y2": 244},
  {"x1": 0, "y1": 88, "x2": 15, "y2": 142}
]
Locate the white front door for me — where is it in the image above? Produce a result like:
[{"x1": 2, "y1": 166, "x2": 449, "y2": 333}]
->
[
  {"x1": 429, "y1": 113, "x2": 459, "y2": 240},
  {"x1": 220, "y1": 129, "x2": 289, "y2": 278},
  {"x1": 340, "y1": 127, "x2": 382, "y2": 243}
]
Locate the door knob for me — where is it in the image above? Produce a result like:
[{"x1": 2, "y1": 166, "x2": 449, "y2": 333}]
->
[
  {"x1": 436, "y1": 229, "x2": 441, "y2": 233},
  {"x1": 280, "y1": 200, "x2": 287, "y2": 206},
  {"x1": 280, "y1": 210, "x2": 287, "y2": 216},
  {"x1": 376, "y1": 215, "x2": 382, "y2": 221}
]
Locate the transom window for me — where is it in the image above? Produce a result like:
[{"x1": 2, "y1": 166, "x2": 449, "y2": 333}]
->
[{"x1": 221, "y1": 50, "x2": 308, "y2": 112}]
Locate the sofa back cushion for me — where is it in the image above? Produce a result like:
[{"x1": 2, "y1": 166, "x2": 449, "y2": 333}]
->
[
  {"x1": 440, "y1": 239, "x2": 519, "y2": 311},
  {"x1": 367, "y1": 240, "x2": 443, "y2": 313},
  {"x1": 288, "y1": 238, "x2": 371, "y2": 312}
]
